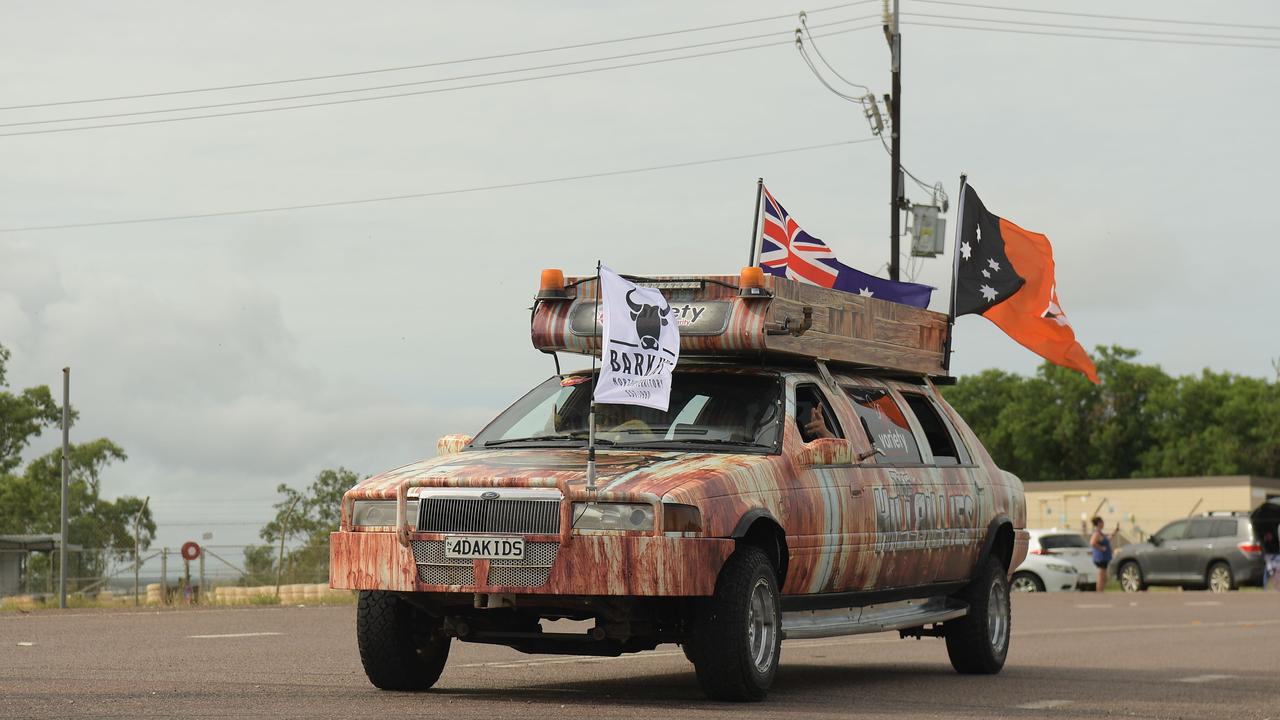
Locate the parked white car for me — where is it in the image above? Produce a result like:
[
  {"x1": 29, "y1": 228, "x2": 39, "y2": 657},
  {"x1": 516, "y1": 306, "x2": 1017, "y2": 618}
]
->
[
  {"x1": 1011, "y1": 552, "x2": 1079, "y2": 592},
  {"x1": 1029, "y1": 529, "x2": 1096, "y2": 589}
]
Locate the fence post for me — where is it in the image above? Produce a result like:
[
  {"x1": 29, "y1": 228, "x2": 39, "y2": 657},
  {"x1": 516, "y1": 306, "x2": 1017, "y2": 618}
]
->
[
  {"x1": 198, "y1": 551, "x2": 206, "y2": 603},
  {"x1": 160, "y1": 547, "x2": 168, "y2": 604}
]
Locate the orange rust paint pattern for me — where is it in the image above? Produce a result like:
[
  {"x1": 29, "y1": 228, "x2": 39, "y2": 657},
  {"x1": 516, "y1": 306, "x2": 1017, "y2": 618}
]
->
[{"x1": 331, "y1": 368, "x2": 1026, "y2": 598}]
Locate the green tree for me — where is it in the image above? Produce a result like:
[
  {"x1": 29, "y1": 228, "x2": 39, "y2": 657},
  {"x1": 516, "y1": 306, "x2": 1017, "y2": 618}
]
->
[
  {"x1": 0, "y1": 344, "x2": 154, "y2": 591},
  {"x1": 944, "y1": 346, "x2": 1280, "y2": 482},
  {"x1": 244, "y1": 467, "x2": 357, "y2": 585}
]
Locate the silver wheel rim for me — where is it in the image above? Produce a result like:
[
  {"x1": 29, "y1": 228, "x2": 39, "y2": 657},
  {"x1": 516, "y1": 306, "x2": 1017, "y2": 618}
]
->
[
  {"x1": 1209, "y1": 566, "x2": 1231, "y2": 593},
  {"x1": 1011, "y1": 575, "x2": 1038, "y2": 593},
  {"x1": 746, "y1": 578, "x2": 777, "y2": 673},
  {"x1": 988, "y1": 578, "x2": 1009, "y2": 651},
  {"x1": 1121, "y1": 564, "x2": 1141, "y2": 592}
]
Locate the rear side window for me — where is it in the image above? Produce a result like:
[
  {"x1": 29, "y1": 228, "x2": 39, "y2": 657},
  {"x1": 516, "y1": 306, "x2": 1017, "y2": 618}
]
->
[
  {"x1": 900, "y1": 393, "x2": 965, "y2": 465},
  {"x1": 1187, "y1": 519, "x2": 1216, "y2": 539},
  {"x1": 1210, "y1": 519, "x2": 1238, "y2": 538},
  {"x1": 1041, "y1": 534, "x2": 1088, "y2": 550},
  {"x1": 844, "y1": 387, "x2": 922, "y2": 464}
]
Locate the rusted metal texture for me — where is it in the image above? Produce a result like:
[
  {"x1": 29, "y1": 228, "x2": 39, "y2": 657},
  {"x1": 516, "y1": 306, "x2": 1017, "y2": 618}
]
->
[
  {"x1": 530, "y1": 274, "x2": 948, "y2": 375},
  {"x1": 330, "y1": 367, "x2": 1027, "y2": 598}
]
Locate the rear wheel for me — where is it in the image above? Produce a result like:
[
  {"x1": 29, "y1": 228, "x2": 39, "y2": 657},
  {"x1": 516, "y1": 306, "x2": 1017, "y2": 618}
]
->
[
  {"x1": 356, "y1": 590, "x2": 451, "y2": 691},
  {"x1": 1010, "y1": 572, "x2": 1044, "y2": 593},
  {"x1": 1118, "y1": 561, "x2": 1146, "y2": 592},
  {"x1": 945, "y1": 556, "x2": 1011, "y2": 674},
  {"x1": 688, "y1": 546, "x2": 781, "y2": 702},
  {"x1": 1207, "y1": 562, "x2": 1235, "y2": 593}
]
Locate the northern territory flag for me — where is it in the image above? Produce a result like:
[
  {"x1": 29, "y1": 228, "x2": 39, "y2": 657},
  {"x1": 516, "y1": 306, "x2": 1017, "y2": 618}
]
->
[{"x1": 953, "y1": 185, "x2": 1099, "y2": 383}]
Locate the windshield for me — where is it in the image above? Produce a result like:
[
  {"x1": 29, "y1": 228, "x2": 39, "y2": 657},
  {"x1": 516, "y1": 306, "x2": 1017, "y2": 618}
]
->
[{"x1": 471, "y1": 371, "x2": 783, "y2": 453}]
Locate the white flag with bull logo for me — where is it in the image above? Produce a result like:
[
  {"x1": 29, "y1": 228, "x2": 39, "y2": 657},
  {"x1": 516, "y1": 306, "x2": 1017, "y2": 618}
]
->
[{"x1": 595, "y1": 265, "x2": 680, "y2": 411}]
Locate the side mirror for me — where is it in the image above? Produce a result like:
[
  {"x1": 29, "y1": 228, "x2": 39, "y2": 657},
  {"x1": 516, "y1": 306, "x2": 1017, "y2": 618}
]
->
[
  {"x1": 436, "y1": 434, "x2": 474, "y2": 456},
  {"x1": 794, "y1": 438, "x2": 854, "y2": 468},
  {"x1": 1148, "y1": 535, "x2": 1161, "y2": 546}
]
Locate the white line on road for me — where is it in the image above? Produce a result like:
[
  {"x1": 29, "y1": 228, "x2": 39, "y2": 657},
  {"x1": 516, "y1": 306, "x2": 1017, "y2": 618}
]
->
[
  {"x1": 1177, "y1": 674, "x2": 1235, "y2": 683},
  {"x1": 1016, "y1": 700, "x2": 1073, "y2": 710},
  {"x1": 187, "y1": 632, "x2": 283, "y2": 639}
]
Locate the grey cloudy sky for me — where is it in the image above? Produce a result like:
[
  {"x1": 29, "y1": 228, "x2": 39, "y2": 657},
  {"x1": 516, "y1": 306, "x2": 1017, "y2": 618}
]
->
[{"x1": 2, "y1": 1, "x2": 1277, "y2": 560}]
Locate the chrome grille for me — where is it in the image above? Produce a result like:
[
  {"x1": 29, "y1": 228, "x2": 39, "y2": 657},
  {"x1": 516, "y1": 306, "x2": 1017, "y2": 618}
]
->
[
  {"x1": 410, "y1": 540, "x2": 558, "y2": 588},
  {"x1": 488, "y1": 566, "x2": 553, "y2": 586},
  {"x1": 420, "y1": 565, "x2": 474, "y2": 585},
  {"x1": 417, "y1": 498, "x2": 560, "y2": 535}
]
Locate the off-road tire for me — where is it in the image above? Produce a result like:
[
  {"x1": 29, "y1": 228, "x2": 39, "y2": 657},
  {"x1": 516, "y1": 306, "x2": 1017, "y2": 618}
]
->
[
  {"x1": 1207, "y1": 562, "x2": 1235, "y2": 593},
  {"x1": 945, "y1": 556, "x2": 1011, "y2": 674},
  {"x1": 356, "y1": 590, "x2": 451, "y2": 691},
  {"x1": 689, "y1": 546, "x2": 782, "y2": 702},
  {"x1": 1010, "y1": 571, "x2": 1044, "y2": 593},
  {"x1": 1118, "y1": 561, "x2": 1146, "y2": 592}
]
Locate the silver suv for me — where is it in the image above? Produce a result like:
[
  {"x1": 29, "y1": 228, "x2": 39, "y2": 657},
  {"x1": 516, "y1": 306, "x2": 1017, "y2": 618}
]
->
[{"x1": 1110, "y1": 513, "x2": 1264, "y2": 592}]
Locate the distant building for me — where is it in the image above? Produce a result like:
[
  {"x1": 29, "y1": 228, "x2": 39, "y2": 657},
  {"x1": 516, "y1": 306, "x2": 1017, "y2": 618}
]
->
[{"x1": 1023, "y1": 475, "x2": 1280, "y2": 539}]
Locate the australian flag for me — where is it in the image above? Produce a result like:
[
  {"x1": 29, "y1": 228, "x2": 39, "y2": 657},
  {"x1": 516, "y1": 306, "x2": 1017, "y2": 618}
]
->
[{"x1": 758, "y1": 185, "x2": 934, "y2": 308}]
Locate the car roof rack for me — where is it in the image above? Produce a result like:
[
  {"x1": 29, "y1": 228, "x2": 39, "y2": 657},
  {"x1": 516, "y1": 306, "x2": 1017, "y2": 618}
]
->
[{"x1": 531, "y1": 271, "x2": 951, "y2": 379}]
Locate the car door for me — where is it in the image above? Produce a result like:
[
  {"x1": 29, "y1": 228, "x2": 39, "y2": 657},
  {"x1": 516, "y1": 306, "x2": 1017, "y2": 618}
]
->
[
  {"x1": 1144, "y1": 520, "x2": 1190, "y2": 581},
  {"x1": 896, "y1": 388, "x2": 983, "y2": 584},
  {"x1": 781, "y1": 381, "x2": 858, "y2": 595},
  {"x1": 841, "y1": 383, "x2": 943, "y2": 589},
  {"x1": 1179, "y1": 519, "x2": 1218, "y2": 582}
]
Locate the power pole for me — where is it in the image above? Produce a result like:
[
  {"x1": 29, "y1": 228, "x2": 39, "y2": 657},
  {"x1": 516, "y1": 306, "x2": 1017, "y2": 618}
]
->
[
  {"x1": 275, "y1": 496, "x2": 301, "y2": 598},
  {"x1": 133, "y1": 496, "x2": 149, "y2": 607},
  {"x1": 59, "y1": 367, "x2": 70, "y2": 609},
  {"x1": 885, "y1": 0, "x2": 903, "y2": 281}
]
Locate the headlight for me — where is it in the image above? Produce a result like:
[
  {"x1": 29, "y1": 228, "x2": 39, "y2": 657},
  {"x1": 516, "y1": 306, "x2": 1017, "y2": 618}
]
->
[
  {"x1": 351, "y1": 499, "x2": 419, "y2": 527},
  {"x1": 1046, "y1": 562, "x2": 1075, "y2": 574},
  {"x1": 572, "y1": 502, "x2": 654, "y2": 532}
]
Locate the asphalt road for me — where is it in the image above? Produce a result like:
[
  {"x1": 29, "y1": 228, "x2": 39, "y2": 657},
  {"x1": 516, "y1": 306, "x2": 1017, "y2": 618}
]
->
[{"x1": 2, "y1": 592, "x2": 1276, "y2": 720}]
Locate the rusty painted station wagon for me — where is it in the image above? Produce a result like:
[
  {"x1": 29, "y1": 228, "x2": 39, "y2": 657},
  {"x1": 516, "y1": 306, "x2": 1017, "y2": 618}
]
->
[{"x1": 330, "y1": 270, "x2": 1029, "y2": 701}]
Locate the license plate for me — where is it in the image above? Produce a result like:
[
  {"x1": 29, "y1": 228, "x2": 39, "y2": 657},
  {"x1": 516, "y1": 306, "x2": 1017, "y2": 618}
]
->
[{"x1": 443, "y1": 536, "x2": 524, "y2": 561}]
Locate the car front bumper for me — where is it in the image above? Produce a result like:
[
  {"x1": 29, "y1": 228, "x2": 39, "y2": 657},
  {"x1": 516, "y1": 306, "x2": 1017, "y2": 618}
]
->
[{"x1": 330, "y1": 530, "x2": 734, "y2": 596}]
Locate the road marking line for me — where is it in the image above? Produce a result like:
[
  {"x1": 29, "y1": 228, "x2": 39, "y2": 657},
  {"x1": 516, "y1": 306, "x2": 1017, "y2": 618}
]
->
[
  {"x1": 1185, "y1": 601, "x2": 1221, "y2": 606},
  {"x1": 1177, "y1": 674, "x2": 1235, "y2": 683},
  {"x1": 17, "y1": 642, "x2": 34, "y2": 647},
  {"x1": 1017, "y1": 700, "x2": 1073, "y2": 710},
  {"x1": 1073, "y1": 603, "x2": 1113, "y2": 608},
  {"x1": 187, "y1": 632, "x2": 283, "y2": 639}
]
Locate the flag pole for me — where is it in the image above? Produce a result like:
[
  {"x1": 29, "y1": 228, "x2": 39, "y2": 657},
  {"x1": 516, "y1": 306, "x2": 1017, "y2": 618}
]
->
[
  {"x1": 586, "y1": 260, "x2": 600, "y2": 492},
  {"x1": 943, "y1": 173, "x2": 968, "y2": 373},
  {"x1": 747, "y1": 178, "x2": 764, "y2": 267}
]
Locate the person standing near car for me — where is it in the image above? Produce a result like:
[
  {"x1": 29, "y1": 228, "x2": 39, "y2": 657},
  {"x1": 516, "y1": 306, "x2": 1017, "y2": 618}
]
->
[
  {"x1": 1263, "y1": 528, "x2": 1279, "y2": 591},
  {"x1": 1090, "y1": 516, "x2": 1116, "y2": 592}
]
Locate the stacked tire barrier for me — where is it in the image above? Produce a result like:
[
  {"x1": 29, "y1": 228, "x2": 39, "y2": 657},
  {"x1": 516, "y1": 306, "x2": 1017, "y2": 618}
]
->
[{"x1": 208, "y1": 583, "x2": 350, "y2": 605}]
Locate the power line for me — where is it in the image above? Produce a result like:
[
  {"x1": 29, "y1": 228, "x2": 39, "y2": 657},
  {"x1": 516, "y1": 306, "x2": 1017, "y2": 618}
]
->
[
  {"x1": 799, "y1": 11, "x2": 872, "y2": 93},
  {"x1": 904, "y1": 12, "x2": 1280, "y2": 42},
  {"x1": 1, "y1": 15, "x2": 877, "y2": 130},
  {"x1": 0, "y1": 1, "x2": 878, "y2": 111},
  {"x1": 0, "y1": 24, "x2": 881, "y2": 138},
  {"x1": 0, "y1": 138, "x2": 879, "y2": 233},
  {"x1": 903, "y1": 20, "x2": 1280, "y2": 50},
  {"x1": 911, "y1": 0, "x2": 1280, "y2": 33}
]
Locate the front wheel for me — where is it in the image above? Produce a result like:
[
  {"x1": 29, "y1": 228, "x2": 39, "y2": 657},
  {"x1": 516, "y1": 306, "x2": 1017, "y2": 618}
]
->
[
  {"x1": 1207, "y1": 562, "x2": 1235, "y2": 593},
  {"x1": 688, "y1": 546, "x2": 781, "y2": 702},
  {"x1": 1010, "y1": 571, "x2": 1044, "y2": 593},
  {"x1": 356, "y1": 591, "x2": 451, "y2": 691},
  {"x1": 944, "y1": 556, "x2": 1011, "y2": 674},
  {"x1": 1118, "y1": 561, "x2": 1146, "y2": 592}
]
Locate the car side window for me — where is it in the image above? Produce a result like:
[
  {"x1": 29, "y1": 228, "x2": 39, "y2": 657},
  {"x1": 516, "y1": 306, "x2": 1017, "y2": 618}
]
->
[
  {"x1": 843, "y1": 387, "x2": 923, "y2": 464},
  {"x1": 1186, "y1": 519, "x2": 1215, "y2": 539},
  {"x1": 1154, "y1": 520, "x2": 1189, "y2": 542},
  {"x1": 1210, "y1": 519, "x2": 1238, "y2": 538},
  {"x1": 900, "y1": 392, "x2": 965, "y2": 465},
  {"x1": 794, "y1": 385, "x2": 843, "y2": 443}
]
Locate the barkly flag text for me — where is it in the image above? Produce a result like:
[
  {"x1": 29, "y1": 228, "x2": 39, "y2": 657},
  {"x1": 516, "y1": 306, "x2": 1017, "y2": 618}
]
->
[{"x1": 595, "y1": 265, "x2": 680, "y2": 411}]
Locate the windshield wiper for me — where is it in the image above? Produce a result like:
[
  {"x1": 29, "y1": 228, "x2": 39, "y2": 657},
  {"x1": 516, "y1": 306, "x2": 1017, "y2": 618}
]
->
[
  {"x1": 484, "y1": 434, "x2": 613, "y2": 447},
  {"x1": 619, "y1": 438, "x2": 771, "y2": 449}
]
